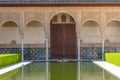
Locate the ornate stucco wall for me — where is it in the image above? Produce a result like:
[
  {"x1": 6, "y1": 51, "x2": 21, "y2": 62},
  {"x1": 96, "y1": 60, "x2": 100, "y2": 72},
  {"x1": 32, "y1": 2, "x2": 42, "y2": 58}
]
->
[{"x1": 0, "y1": 7, "x2": 120, "y2": 48}]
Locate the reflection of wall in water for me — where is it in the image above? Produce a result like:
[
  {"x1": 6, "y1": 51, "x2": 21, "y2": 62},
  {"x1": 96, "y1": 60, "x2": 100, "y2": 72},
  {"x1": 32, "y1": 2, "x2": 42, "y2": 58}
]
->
[{"x1": 23, "y1": 62, "x2": 46, "y2": 80}]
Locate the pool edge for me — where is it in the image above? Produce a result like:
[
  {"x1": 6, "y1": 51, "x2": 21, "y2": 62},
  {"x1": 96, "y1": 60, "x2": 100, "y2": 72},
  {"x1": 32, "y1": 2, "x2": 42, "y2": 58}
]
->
[
  {"x1": 0, "y1": 61, "x2": 32, "y2": 76},
  {"x1": 93, "y1": 61, "x2": 120, "y2": 79}
]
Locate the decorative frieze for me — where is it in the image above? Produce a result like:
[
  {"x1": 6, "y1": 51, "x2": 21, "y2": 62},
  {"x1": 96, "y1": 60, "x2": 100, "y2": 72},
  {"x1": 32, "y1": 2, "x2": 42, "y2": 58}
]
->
[
  {"x1": 105, "y1": 11, "x2": 120, "y2": 24},
  {"x1": 81, "y1": 11, "x2": 101, "y2": 25},
  {"x1": 0, "y1": 12, "x2": 20, "y2": 27},
  {"x1": 24, "y1": 11, "x2": 45, "y2": 26}
]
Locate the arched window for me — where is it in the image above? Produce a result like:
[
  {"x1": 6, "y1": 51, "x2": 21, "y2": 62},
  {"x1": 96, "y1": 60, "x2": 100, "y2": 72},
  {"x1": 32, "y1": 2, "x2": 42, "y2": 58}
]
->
[
  {"x1": 70, "y1": 17, "x2": 74, "y2": 22},
  {"x1": 52, "y1": 15, "x2": 58, "y2": 22},
  {"x1": 61, "y1": 15, "x2": 66, "y2": 22},
  {"x1": 51, "y1": 13, "x2": 75, "y2": 24}
]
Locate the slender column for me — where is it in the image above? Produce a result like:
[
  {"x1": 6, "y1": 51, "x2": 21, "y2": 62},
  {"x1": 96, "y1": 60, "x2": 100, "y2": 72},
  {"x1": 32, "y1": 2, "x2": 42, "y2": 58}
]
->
[
  {"x1": 102, "y1": 35, "x2": 105, "y2": 60},
  {"x1": 101, "y1": 11, "x2": 105, "y2": 61},
  {"x1": 21, "y1": 35, "x2": 24, "y2": 62},
  {"x1": 20, "y1": 12, "x2": 24, "y2": 62},
  {"x1": 46, "y1": 38, "x2": 49, "y2": 61},
  {"x1": 78, "y1": 37, "x2": 80, "y2": 61}
]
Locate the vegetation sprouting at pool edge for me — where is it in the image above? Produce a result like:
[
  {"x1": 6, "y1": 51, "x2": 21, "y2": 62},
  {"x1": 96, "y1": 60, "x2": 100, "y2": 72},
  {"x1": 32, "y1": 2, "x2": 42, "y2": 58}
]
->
[
  {"x1": 0, "y1": 54, "x2": 21, "y2": 68},
  {"x1": 105, "y1": 53, "x2": 120, "y2": 66}
]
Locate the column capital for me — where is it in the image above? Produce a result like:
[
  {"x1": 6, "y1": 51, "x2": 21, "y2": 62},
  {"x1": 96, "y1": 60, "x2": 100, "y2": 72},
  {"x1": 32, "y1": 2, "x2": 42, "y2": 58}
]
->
[
  {"x1": 77, "y1": 35, "x2": 80, "y2": 39},
  {"x1": 20, "y1": 34, "x2": 24, "y2": 38},
  {"x1": 102, "y1": 35, "x2": 104, "y2": 38}
]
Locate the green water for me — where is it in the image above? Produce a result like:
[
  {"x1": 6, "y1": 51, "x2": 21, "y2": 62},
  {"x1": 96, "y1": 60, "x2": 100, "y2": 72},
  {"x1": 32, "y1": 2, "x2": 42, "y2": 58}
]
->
[{"x1": 0, "y1": 62, "x2": 119, "y2": 80}]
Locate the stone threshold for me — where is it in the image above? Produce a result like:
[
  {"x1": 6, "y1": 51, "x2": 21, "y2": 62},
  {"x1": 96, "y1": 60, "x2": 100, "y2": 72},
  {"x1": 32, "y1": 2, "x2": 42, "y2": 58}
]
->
[
  {"x1": 0, "y1": 61, "x2": 31, "y2": 75},
  {"x1": 93, "y1": 61, "x2": 120, "y2": 79}
]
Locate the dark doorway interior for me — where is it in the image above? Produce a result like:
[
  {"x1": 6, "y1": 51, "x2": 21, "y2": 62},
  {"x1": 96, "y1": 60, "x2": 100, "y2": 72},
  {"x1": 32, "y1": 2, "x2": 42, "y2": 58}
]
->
[{"x1": 50, "y1": 24, "x2": 77, "y2": 59}]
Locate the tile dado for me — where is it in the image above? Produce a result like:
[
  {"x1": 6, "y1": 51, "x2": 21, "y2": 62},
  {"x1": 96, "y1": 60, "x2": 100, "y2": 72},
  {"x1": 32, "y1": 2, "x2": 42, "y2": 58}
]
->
[{"x1": 0, "y1": 47, "x2": 119, "y2": 60}]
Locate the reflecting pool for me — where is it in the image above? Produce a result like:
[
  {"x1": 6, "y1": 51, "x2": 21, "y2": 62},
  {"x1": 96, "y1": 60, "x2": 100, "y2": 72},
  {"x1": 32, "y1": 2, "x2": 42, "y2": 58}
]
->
[{"x1": 0, "y1": 62, "x2": 119, "y2": 80}]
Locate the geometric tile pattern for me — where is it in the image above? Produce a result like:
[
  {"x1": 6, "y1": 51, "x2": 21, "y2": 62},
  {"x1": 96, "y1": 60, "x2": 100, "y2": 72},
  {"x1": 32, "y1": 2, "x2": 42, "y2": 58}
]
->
[
  {"x1": 105, "y1": 47, "x2": 117, "y2": 52},
  {"x1": 80, "y1": 47, "x2": 93, "y2": 59},
  {"x1": 0, "y1": 48, "x2": 21, "y2": 53},
  {"x1": 80, "y1": 47, "x2": 102, "y2": 59},
  {"x1": 24, "y1": 48, "x2": 46, "y2": 60},
  {"x1": 0, "y1": 47, "x2": 120, "y2": 60}
]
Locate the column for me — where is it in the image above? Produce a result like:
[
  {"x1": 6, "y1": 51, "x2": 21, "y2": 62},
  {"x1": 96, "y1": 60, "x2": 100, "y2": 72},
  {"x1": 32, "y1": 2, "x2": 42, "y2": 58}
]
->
[
  {"x1": 101, "y1": 11, "x2": 105, "y2": 61},
  {"x1": 44, "y1": 11, "x2": 49, "y2": 61},
  {"x1": 21, "y1": 34, "x2": 24, "y2": 62},
  {"x1": 102, "y1": 35, "x2": 105, "y2": 60},
  {"x1": 78, "y1": 37, "x2": 80, "y2": 61},
  {"x1": 20, "y1": 12, "x2": 24, "y2": 62},
  {"x1": 46, "y1": 38, "x2": 49, "y2": 61}
]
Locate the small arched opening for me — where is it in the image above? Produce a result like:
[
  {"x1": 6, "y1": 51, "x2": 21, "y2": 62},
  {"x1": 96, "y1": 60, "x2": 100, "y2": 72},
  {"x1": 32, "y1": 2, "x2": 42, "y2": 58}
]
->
[
  {"x1": 106, "y1": 20, "x2": 120, "y2": 43},
  {"x1": 0, "y1": 21, "x2": 20, "y2": 44},
  {"x1": 82, "y1": 20, "x2": 100, "y2": 43},
  {"x1": 24, "y1": 20, "x2": 45, "y2": 44}
]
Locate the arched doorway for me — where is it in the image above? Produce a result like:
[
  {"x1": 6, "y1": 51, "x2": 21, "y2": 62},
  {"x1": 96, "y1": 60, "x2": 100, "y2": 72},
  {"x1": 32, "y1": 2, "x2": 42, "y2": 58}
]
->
[{"x1": 50, "y1": 13, "x2": 77, "y2": 59}]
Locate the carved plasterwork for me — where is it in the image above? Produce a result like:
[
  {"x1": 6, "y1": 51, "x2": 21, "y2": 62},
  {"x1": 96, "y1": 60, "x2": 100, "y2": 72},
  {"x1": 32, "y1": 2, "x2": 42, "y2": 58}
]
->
[
  {"x1": 24, "y1": 12, "x2": 45, "y2": 27},
  {"x1": 81, "y1": 11, "x2": 101, "y2": 25}
]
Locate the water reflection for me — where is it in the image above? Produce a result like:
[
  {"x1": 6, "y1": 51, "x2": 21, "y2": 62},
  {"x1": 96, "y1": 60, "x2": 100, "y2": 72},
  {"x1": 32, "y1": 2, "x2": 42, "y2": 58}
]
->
[
  {"x1": 78, "y1": 62, "x2": 80, "y2": 80},
  {"x1": 0, "y1": 68, "x2": 20, "y2": 80},
  {"x1": 50, "y1": 62, "x2": 77, "y2": 80},
  {"x1": 102, "y1": 69, "x2": 105, "y2": 80},
  {"x1": 2, "y1": 62, "x2": 119, "y2": 80},
  {"x1": 21, "y1": 67, "x2": 24, "y2": 80},
  {"x1": 46, "y1": 62, "x2": 49, "y2": 80}
]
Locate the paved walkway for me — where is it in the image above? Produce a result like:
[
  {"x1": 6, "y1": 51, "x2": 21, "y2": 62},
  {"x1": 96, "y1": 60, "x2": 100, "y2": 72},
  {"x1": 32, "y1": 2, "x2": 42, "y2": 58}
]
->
[
  {"x1": 93, "y1": 61, "x2": 120, "y2": 79},
  {"x1": 0, "y1": 62, "x2": 31, "y2": 75}
]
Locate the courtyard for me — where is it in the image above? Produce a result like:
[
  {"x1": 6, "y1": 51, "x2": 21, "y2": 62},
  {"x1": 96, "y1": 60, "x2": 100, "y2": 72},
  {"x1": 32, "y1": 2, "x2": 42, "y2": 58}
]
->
[{"x1": 0, "y1": 0, "x2": 120, "y2": 80}]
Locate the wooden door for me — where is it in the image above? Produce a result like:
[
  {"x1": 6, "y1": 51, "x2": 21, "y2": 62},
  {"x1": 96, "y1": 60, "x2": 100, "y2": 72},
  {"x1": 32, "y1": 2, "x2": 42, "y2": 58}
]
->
[{"x1": 50, "y1": 24, "x2": 77, "y2": 59}]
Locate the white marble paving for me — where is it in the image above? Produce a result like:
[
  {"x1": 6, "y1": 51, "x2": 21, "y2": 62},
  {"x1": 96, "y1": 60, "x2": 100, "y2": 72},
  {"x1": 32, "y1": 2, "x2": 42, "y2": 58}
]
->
[
  {"x1": 0, "y1": 62, "x2": 31, "y2": 75},
  {"x1": 93, "y1": 61, "x2": 120, "y2": 79}
]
